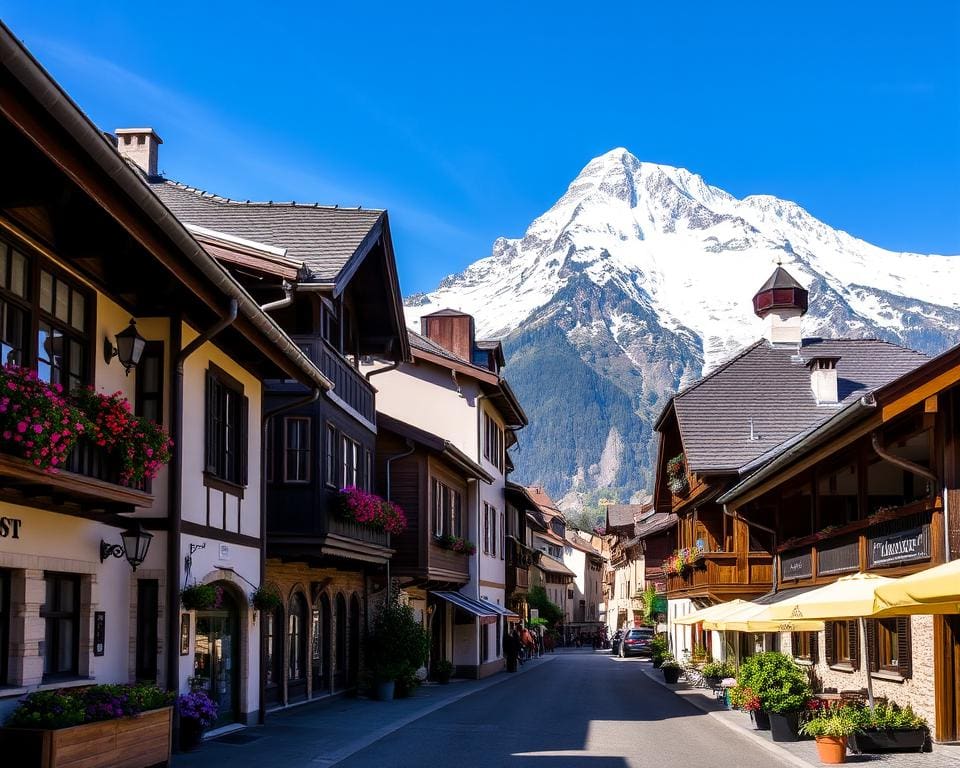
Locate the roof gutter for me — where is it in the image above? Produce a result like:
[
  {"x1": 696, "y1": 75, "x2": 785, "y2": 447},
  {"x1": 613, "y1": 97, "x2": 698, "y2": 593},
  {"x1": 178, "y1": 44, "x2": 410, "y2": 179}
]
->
[
  {"x1": 259, "y1": 279, "x2": 295, "y2": 314},
  {"x1": 0, "y1": 24, "x2": 331, "y2": 392}
]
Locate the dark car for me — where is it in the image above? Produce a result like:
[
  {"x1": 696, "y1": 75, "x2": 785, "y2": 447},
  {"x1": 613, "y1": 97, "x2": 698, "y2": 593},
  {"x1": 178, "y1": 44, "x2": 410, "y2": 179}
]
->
[
  {"x1": 619, "y1": 628, "x2": 655, "y2": 658},
  {"x1": 610, "y1": 629, "x2": 624, "y2": 655}
]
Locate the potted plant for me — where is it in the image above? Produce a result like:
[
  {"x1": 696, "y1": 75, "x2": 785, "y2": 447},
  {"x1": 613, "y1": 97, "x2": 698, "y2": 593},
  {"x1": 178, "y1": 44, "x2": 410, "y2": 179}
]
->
[
  {"x1": 432, "y1": 659, "x2": 454, "y2": 684},
  {"x1": 438, "y1": 535, "x2": 477, "y2": 555},
  {"x1": 650, "y1": 635, "x2": 669, "y2": 668},
  {"x1": 730, "y1": 685, "x2": 767, "y2": 729},
  {"x1": 250, "y1": 586, "x2": 282, "y2": 612},
  {"x1": 666, "y1": 453, "x2": 689, "y2": 495},
  {"x1": 366, "y1": 594, "x2": 429, "y2": 701},
  {"x1": 800, "y1": 705, "x2": 860, "y2": 764},
  {"x1": 177, "y1": 690, "x2": 219, "y2": 751},
  {"x1": 848, "y1": 701, "x2": 928, "y2": 753},
  {"x1": 737, "y1": 652, "x2": 810, "y2": 741},
  {"x1": 701, "y1": 660, "x2": 734, "y2": 688},
  {"x1": 661, "y1": 655, "x2": 682, "y2": 684},
  {"x1": 0, "y1": 683, "x2": 173, "y2": 768},
  {"x1": 181, "y1": 583, "x2": 222, "y2": 610}
]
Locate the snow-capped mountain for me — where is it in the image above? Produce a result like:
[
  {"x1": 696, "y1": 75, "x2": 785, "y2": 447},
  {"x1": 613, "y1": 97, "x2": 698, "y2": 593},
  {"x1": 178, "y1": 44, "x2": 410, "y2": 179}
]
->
[{"x1": 405, "y1": 148, "x2": 960, "y2": 511}]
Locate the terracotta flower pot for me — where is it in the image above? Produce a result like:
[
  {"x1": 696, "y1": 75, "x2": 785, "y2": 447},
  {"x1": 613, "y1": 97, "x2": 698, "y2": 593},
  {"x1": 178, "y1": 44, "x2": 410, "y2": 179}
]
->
[{"x1": 814, "y1": 735, "x2": 848, "y2": 764}]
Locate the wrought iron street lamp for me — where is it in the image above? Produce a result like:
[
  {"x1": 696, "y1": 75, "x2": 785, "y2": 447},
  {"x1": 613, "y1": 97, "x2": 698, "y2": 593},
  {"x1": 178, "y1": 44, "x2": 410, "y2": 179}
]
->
[
  {"x1": 104, "y1": 318, "x2": 147, "y2": 375},
  {"x1": 100, "y1": 522, "x2": 153, "y2": 571}
]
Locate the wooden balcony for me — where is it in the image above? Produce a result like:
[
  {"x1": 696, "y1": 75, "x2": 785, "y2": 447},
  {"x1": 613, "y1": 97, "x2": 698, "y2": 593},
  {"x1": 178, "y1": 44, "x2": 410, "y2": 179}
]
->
[
  {"x1": 665, "y1": 551, "x2": 773, "y2": 600},
  {"x1": 506, "y1": 536, "x2": 532, "y2": 595},
  {"x1": 0, "y1": 439, "x2": 153, "y2": 514},
  {"x1": 314, "y1": 338, "x2": 375, "y2": 424},
  {"x1": 779, "y1": 502, "x2": 941, "y2": 587}
]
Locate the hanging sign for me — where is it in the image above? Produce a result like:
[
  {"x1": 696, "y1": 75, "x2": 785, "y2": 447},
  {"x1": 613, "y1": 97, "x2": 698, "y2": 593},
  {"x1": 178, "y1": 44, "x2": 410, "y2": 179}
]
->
[
  {"x1": 780, "y1": 551, "x2": 813, "y2": 580},
  {"x1": 868, "y1": 525, "x2": 930, "y2": 568}
]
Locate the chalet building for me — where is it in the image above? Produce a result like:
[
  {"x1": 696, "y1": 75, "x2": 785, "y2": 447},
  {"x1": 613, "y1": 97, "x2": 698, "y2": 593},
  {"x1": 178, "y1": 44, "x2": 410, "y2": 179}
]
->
[
  {"x1": 503, "y1": 483, "x2": 539, "y2": 621},
  {"x1": 718, "y1": 340, "x2": 960, "y2": 742},
  {"x1": 563, "y1": 532, "x2": 605, "y2": 628},
  {"x1": 362, "y1": 312, "x2": 527, "y2": 678},
  {"x1": 0, "y1": 24, "x2": 329, "y2": 729},
  {"x1": 118, "y1": 132, "x2": 410, "y2": 708},
  {"x1": 652, "y1": 266, "x2": 926, "y2": 659}
]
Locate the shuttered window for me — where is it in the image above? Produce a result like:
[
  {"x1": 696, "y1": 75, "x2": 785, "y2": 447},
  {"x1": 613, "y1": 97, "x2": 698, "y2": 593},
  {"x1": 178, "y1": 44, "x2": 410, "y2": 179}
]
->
[
  {"x1": 867, "y1": 617, "x2": 912, "y2": 678},
  {"x1": 825, "y1": 620, "x2": 859, "y2": 668},
  {"x1": 791, "y1": 631, "x2": 818, "y2": 663},
  {"x1": 204, "y1": 367, "x2": 248, "y2": 486}
]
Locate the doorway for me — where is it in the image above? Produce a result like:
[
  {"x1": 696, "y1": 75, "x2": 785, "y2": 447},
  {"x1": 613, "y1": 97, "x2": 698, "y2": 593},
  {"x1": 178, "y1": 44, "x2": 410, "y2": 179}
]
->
[
  {"x1": 935, "y1": 615, "x2": 960, "y2": 743},
  {"x1": 348, "y1": 595, "x2": 360, "y2": 688},
  {"x1": 335, "y1": 594, "x2": 346, "y2": 690},
  {"x1": 194, "y1": 588, "x2": 240, "y2": 728},
  {"x1": 312, "y1": 593, "x2": 331, "y2": 697}
]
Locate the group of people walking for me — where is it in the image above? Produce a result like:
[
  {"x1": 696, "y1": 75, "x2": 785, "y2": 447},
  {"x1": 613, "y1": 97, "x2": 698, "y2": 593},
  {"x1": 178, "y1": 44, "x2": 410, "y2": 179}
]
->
[{"x1": 504, "y1": 625, "x2": 550, "y2": 672}]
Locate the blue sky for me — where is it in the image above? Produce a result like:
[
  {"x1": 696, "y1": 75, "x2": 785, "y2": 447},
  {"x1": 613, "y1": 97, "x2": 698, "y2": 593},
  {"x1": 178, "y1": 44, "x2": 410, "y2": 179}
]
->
[{"x1": 4, "y1": 2, "x2": 958, "y2": 294}]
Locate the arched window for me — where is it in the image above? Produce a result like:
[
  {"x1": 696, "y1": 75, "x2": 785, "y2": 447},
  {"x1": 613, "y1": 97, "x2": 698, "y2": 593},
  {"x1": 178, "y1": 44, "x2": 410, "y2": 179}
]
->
[
  {"x1": 313, "y1": 593, "x2": 331, "y2": 695},
  {"x1": 335, "y1": 594, "x2": 347, "y2": 689},
  {"x1": 288, "y1": 593, "x2": 307, "y2": 682}
]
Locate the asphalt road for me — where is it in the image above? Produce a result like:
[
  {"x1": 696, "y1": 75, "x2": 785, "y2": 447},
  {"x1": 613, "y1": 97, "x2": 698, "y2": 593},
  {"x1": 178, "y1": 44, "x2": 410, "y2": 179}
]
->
[{"x1": 337, "y1": 651, "x2": 778, "y2": 768}]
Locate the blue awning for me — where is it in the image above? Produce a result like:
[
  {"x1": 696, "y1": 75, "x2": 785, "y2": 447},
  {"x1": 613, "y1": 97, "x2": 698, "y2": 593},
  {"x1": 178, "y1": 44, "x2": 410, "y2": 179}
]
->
[{"x1": 432, "y1": 591, "x2": 502, "y2": 625}]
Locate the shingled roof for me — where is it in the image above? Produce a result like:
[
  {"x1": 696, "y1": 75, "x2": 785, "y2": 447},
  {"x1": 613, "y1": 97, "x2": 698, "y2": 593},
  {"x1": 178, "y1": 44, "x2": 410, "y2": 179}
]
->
[
  {"x1": 148, "y1": 178, "x2": 384, "y2": 283},
  {"x1": 606, "y1": 503, "x2": 650, "y2": 530},
  {"x1": 666, "y1": 338, "x2": 927, "y2": 474}
]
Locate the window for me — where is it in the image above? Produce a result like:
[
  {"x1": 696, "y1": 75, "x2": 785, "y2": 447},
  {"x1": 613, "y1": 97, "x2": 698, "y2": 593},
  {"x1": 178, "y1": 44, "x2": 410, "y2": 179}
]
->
[
  {"x1": 432, "y1": 479, "x2": 444, "y2": 538},
  {"x1": 289, "y1": 594, "x2": 307, "y2": 681},
  {"x1": 42, "y1": 573, "x2": 80, "y2": 680},
  {"x1": 135, "y1": 580, "x2": 159, "y2": 682},
  {"x1": 0, "y1": 244, "x2": 29, "y2": 366},
  {"x1": 791, "y1": 631, "x2": 818, "y2": 663},
  {"x1": 37, "y1": 268, "x2": 88, "y2": 391},
  {"x1": 491, "y1": 509, "x2": 497, "y2": 557},
  {"x1": 325, "y1": 423, "x2": 337, "y2": 487},
  {"x1": 341, "y1": 435, "x2": 360, "y2": 489},
  {"x1": 364, "y1": 450, "x2": 373, "y2": 492},
  {"x1": 451, "y1": 488, "x2": 462, "y2": 537},
  {"x1": 205, "y1": 367, "x2": 248, "y2": 486},
  {"x1": 483, "y1": 503, "x2": 491, "y2": 553},
  {"x1": 500, "y1": 512, "x2": 505, "y2": 560},
  {"x1": 283, "y1": 417, "x2": 311, "y2": 483},
  {"x1": 0, "y1": 570, "x2": 8, "y2": 685},
  {"x1": 825, "y1": 620, "x2": 859, "y2": 669},
  {"x1": 483, "y1": 412, "x2": 504, "y2": 473},
  {"x1": 868, "y1": 617, "x2": 912, "y2": 678},
  {"x1": 135, "y1": 341, "x2": 164, "y2": 424}
]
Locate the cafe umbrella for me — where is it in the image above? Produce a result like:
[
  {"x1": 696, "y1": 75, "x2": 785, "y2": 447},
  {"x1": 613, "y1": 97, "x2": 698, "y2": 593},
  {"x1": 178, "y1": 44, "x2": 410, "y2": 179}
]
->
[
  {"x1": 750, "y1": 573, "x2": 897, "y2": 710},
  {"x1": 873, "y1": 559, "x2": 960, "y2": 617}
]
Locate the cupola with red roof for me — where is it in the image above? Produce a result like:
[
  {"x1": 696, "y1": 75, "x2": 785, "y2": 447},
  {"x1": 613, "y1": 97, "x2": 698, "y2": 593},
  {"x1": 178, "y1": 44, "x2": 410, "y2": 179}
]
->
[{"x1": 752, "y1": 264, "x2": 808, "y2": 346}]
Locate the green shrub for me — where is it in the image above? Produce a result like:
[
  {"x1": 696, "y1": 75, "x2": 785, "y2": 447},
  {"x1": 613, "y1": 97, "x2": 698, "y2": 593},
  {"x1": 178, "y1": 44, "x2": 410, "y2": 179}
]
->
[
  {"x1": 366, "y1": 594, "x2": 429, "y2": 683},
  {"x1": 701, "y1": 660, "x2": 735, "y2": 679},
  {"x1": 736, "y1": 652, "x2": 811, "y2": 714},
  {"x1": 800, "y1": 706, "x2": 861, "y2": 738}
]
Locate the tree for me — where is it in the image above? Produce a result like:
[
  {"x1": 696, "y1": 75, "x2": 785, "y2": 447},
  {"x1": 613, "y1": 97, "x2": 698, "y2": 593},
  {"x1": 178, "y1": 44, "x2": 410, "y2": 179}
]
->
[{"x1": 528, "y1": 586, "x2": 563, "y2": 627}]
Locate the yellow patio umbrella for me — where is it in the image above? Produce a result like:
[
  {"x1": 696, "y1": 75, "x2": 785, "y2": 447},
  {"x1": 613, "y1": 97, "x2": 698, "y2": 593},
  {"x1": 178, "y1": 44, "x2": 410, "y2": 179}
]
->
[
  {"x1": 750, "y1": 573, "x2": 897, "y2": 709},
  {"x1": 873, "y1": 559, "x2": 960, "y2": 617},
  {"x1": 673, "y1": 599, "x2": 750, "y2": 626},
  {"x1": 702, "y1": 599, "x2": 825, "y2": 633}
]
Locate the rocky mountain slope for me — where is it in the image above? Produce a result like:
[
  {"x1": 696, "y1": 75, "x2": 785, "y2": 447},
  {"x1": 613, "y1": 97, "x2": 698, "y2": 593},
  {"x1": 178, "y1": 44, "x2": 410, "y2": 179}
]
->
[{"x1": 404, "y1": 149, "x2": 960, "y2": 511}]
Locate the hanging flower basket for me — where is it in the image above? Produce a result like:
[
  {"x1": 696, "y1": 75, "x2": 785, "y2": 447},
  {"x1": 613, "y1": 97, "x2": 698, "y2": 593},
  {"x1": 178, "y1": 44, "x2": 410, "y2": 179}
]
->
[
  {"x1": 666, "y1": 453, "x2": 689, "y2": 495},
  {"x1": 250, "y1": 586, "x2": 282, "y2": 612},
  {"x1": 339, "y1": 487, "x2": 407, "y2": 534},
  {"x1": 438, "y1": 535, "x2": 477, "y2": 556},
  {"x1": 181, "y1": 583, "x2": 223, "y2": 610},
  {"x1": 663, "y1": 546, "x2": 704, "y2": 575}
]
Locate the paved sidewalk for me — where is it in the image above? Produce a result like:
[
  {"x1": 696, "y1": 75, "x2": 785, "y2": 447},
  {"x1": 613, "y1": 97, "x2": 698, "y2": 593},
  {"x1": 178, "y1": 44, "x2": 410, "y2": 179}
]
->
[
  {"x1": 173, "y1": 655, "x2": 555, "y2": 768},
  {"x1": 634, "y1": 660, "x2": 960, "y2": 767}
]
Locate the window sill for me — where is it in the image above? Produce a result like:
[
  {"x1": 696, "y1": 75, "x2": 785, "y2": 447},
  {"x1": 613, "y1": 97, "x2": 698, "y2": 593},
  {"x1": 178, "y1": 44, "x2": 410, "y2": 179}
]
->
[
  {"x1": 38, "y1": 677, "x2": 94, "y2": 691},
  {"x1": 203, "y1": 473, "x2": 246, "y2": 499},
  {"x1": 871, "y1": 670, "x2": 906, "y2": 684},
  {"x1": 0, "y1": 686, "x2": 28, "y2": 699},
  {"x1": 794, "y1": 658, "x2": 814, "y2": 667},
  {"x1": 829, "y1": 664, "x2": 856, "y2": 673}
]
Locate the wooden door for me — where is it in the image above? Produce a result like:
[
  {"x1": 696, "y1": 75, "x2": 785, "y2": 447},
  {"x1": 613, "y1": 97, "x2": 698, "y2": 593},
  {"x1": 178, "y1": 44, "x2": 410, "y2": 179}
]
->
[{"x1": 935, "y1": 615, "x2": 960, "y2": 743}]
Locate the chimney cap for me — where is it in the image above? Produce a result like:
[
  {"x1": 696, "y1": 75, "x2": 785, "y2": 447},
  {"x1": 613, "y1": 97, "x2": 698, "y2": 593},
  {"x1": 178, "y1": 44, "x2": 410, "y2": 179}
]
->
[
  {"x1": 805, "y1": 355, "x2": 841, "y2": 370},
  {"x1": 752, "y1": 266, "x2": 808, "y2": 318},
  {"x1": 115, "y1": 127, "x2": 163, "y2": 143}
]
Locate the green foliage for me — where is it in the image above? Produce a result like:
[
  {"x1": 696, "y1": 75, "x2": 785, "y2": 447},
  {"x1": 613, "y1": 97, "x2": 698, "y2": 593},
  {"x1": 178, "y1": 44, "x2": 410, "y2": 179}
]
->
[
  {"x1": 6, "y1": 683, "x2": 172, "y2": 729},
  {"x1": 527, "y1": 617, "x2": 549, "y2": 629},
  {"x1": 730, "y1": 686, "x2": 761, "y2": 711},
  {"x1": 527, "y1": 586, "x2": 563, "y2": 628},
  {"x1": 701, "y1": 660, "x2": 736, "y2": 679},
  {"x1": 736, "y1": 652, "x2": 811, "y2": 714},
  {"x1": 850, "y1": 701, "x2": 927, "y2": 730},
  {"x1": 180, "y1": 583, "x2": 220, "y2": 610},
  {"x1": 366, "y1": 594, "x2": 429, "y2": 683},
  {"x1": 649, "y1": 634, "x2": 669, "y2": 665},
  {"x1": 800, "y1": 706, "x2": 861, "y2": 738},
  {"x1": 660, "y1": 654, "x2": 680, "y2": 669}
]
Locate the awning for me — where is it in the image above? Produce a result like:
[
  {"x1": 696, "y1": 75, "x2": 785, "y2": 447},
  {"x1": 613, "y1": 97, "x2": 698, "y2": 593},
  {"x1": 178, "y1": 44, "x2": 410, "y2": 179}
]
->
[
  {"x1": 481, "y1": 599, "x2": 521, "y2": 622},
  {"x1": 432, "y1": 591, "x2": 499, "y2": 625},
  {"x1": 873, "y1": 559, "x2": 960, "y2": 617},
  {"x1": 703, "y1": 588, "x2": 824, "y2": 632},
  {"x1": 673, "y1": 599, "x2": 751, "y2": 626}
]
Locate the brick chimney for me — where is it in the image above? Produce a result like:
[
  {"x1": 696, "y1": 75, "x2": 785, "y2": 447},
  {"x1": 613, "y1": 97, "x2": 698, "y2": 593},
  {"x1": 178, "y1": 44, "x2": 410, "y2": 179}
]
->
[
  {"x1": 115, "y1": 128, "x2": 163, "y2": 177},
  {"x1": 421, "y1": 309, "x2": 475, "y2": 362},
  {"x1": 807, "y1": 356, "x2": 840, "y2": 405}
]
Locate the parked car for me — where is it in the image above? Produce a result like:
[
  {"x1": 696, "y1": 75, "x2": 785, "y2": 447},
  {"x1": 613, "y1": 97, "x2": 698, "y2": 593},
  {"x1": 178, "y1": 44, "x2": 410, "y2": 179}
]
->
[
  {"x1": 619, "y1": 628, "x2": 655, "y2": 658},
  {"x1": 610, "y1": 630, "x2": 624, "y2": 655}
]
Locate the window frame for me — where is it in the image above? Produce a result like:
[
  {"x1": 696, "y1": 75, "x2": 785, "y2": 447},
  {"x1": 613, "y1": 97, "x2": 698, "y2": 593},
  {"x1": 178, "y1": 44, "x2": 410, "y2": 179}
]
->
[
  {"x1": 283, "y1": 416, "x2": 312, "y2": 484},
  {"x1": 791, "y1": 631, "x2": 817, "y2": 664},
  {"x1": 483, "y1": 503, "x2": 491, "y2": 554},
  {"x1": 325, "y1": 422, "x2": 338, "y2": 488},
  {"x1": 134, "y1": 340, "x2": 164, "y2": 425},
  {"x1": 0, "y1": 569, "x2": 8, "y2": 685},
  {"x1": 340, "y1": 434, "x2": 360, "y2": 489},
  {"x1": 41, "y1": 572, "x2": 81, "y2": 681},
  {"x1": 204, "y1": 364, "x2": 248, "y2": 488},
  {"x1": 135, "y1": 579, "x2": 159, "y2": 682}
]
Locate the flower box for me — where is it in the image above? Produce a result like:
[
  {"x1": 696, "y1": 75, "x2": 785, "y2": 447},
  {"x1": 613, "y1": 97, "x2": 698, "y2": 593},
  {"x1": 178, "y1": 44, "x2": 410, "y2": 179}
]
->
[
  {"x1": 849, "y1": 728, "x2": 927, "y2": 753},
  {"x1": 769, "y1": 711, "x2": 800, "y2": 742},
  {"x1": 0, "y1": 705, "x2": 172, "y2": 768}
]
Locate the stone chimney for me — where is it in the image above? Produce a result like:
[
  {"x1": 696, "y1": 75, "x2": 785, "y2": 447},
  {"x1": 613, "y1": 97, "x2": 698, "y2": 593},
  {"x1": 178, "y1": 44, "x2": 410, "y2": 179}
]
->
[
  {"x1": 115, "y1": 128, "x2": 163, "y2": 177},
  {"x1": 807, "y1": 356, "x2": 841, "y2": 404},
  {"x1": 752, "y1": 265, "x2": 808, "y2": 347},
  {"x1": 421, "y1": 309, "x2": 476, "y2": 362}
]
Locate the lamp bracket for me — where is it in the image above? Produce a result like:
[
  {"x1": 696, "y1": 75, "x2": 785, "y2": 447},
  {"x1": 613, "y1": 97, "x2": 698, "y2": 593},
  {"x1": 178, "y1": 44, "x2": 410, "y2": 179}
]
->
[{"x1": 100, "y1": 540, "x2": 124, "y2": 563}]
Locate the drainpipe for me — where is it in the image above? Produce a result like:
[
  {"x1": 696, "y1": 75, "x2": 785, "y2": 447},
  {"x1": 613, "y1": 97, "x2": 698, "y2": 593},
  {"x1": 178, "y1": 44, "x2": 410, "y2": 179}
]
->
[
  {"x1": 168, "y1": 300, "x2": 238, "y2": 708},
  {"x1": 869, "y1": 432, "x2": 938, "y2": 495},
  {"x1": 259, "y1": 280, "x2": 294, "y2": 314},
  {"x1": 365, "y1": 361, "x2": 399, "y2": 381},
  {"x1": 257, "y1": 387, "x2": 321, "y2": 725},
  {"x1": 384, "y1": 439, "x2": 416, "y2": 603},
  {"x1": 475, "y1": 393, "x2": 489, "y2": 601}
]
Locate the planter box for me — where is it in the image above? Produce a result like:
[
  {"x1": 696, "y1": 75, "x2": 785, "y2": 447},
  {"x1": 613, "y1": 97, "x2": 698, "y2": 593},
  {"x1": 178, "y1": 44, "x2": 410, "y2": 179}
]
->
[
  {"x1": 662, "y1": 667, "x2": 681, "y2": 684},
  {"x1": 769, "y1": 712, "x2": 800, "y2": 742},
  {"x1": 0, "y1": 706, "x2": 172, "y2": 768},
  {"x1": 849, "y1": 728, "x2": 926, "y2": 753},
  {"x1": 750, "y1": 710, "x2": 771, "y2": 730}
]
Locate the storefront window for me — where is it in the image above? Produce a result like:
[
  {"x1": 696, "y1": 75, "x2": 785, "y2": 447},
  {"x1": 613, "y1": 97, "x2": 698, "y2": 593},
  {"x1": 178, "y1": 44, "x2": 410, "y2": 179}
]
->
[{"x1": 42, "y1": 573, "x2": 80, "y2": 680}]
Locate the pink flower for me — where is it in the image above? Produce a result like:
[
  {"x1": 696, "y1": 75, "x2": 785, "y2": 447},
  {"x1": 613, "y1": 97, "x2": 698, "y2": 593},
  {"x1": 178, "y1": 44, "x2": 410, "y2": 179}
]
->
[{"x1": 16, "y1": 421, "x2": 27, "y2": 433}]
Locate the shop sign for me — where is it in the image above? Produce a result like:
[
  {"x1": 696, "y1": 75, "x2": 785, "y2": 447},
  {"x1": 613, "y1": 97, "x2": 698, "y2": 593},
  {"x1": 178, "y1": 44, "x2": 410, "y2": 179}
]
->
[
  {"x1": 818, "y1": 540, "x2": 860, "y2": 576},
  {"x1": 0, "y1": 516, "x2": 22, "y2": 539},
  {"x1": 780, "y1": 550, "x2": 813, "y2": 580},
  {"x1": 94, "y1": 612, "x2": 106, "y2": 657},
  {"x1": 868, "y1": 525, "x2": 930, "y2": 568}
]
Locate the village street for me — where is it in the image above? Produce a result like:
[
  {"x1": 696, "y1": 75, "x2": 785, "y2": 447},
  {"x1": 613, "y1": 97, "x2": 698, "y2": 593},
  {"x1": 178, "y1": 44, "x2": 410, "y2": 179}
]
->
[{"x1": 174, "y1": 651, "x2": 777, "y2": 768}]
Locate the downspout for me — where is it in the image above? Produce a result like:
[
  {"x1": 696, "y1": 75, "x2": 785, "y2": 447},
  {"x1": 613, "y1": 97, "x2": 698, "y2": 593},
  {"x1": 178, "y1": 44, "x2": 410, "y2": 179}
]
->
[
  {"x1": 259, "y1": 280, "x2": 294, "y2": 314},
  {"x1": 257, "y1": 387, "x2": 321, "y2": 725},
  {"x1": 384, "y1": 438, "x2": 416, "y2": 603},
  {"x1": 476, "y1": 393, "x2": 489, "y2": 601},
  {"x1": 365, "y1": 361, "x2": 398, "y2": 381},
  {"x1": 168, "y1": 300, "x2": 238, "y2": 700},
  {"x1": 870, "y1": 432, "x2": 938, "y2": 494}
]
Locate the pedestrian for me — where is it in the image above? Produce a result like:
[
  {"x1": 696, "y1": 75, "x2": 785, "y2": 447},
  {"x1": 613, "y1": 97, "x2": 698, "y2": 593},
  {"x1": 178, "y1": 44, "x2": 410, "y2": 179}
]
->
[{"x1": 504, "y1": 628, "x2": 518, "y2": 673}]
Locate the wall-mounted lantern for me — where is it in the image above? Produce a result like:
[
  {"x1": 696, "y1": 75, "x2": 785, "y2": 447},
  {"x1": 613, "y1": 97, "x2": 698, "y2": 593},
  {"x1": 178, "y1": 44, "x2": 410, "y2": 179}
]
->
[
  {"x1": 104, "y1": 319, "x2": 147, "y2": 375},
  {"x1": 100, "y1": 522, "x2": 153, "y2": 571}
]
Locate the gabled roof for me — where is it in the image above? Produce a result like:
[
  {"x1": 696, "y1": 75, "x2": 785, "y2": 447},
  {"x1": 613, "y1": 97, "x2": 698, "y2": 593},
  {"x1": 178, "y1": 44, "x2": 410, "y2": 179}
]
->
[
  {"x1": 377, "y1": 412, "x2": 493, "y2": 484},
  {"x1": 536, "y1": 553, "x2": 576, "y2": 578},
  {"x1": 566, "y1": 532, "x2": 602, "y2": 557},
  {"x1": 606, "y1": 503, "x2": 650, "y2": 530},
  {"x1": 148, "y1": 178, "x2": 384, "y2": 284},
  {"x1": 661, "y1": 338, "x2": 926, "y2": 474},
  {"x1": 635, "y1": 512, "x2": 678, "y2": 539},
  {"x1": 525, "y1": 486, "x2": 563, "y2": 517}
]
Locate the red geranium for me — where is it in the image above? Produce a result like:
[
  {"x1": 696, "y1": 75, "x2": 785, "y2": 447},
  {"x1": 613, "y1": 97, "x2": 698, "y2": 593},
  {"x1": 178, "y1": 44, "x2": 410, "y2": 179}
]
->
[{"x1": 340, "y1": 487, "x2": 407, "y2": 535}]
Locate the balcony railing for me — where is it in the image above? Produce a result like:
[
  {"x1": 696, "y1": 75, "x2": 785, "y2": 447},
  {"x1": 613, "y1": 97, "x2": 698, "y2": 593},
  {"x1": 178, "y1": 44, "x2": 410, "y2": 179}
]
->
[
  {"x1": 665, "y1": 552, "x2": 773, "y2": 595},
  {"x1": 314, "y1": 338, "x2": 375, "y2": 423}
]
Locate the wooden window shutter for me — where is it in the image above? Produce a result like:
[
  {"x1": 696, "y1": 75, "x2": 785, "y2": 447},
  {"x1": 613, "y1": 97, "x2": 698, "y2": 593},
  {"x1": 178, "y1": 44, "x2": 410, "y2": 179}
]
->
[
  {"x1": 240, "y1": 394, "x2": 249, "y2": 485},
  {"x1": 810, "y1": 632, "x2": 819, "y2": 665},
  {"x1": 865, "y1": 619, "x2": 878, "y2": 673},
  {"x1": 824, "y1": 621, "x2": 835, "y2": 665},
  {"x1": 849, "y1": 620, "x2": 860, "y2": 670},
  {"x1": 204, "y1": 372, "x2": 217, "y2": 474},
  {"x1": 897, "y1": 617, "x2": 912, "y2": 679}
]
